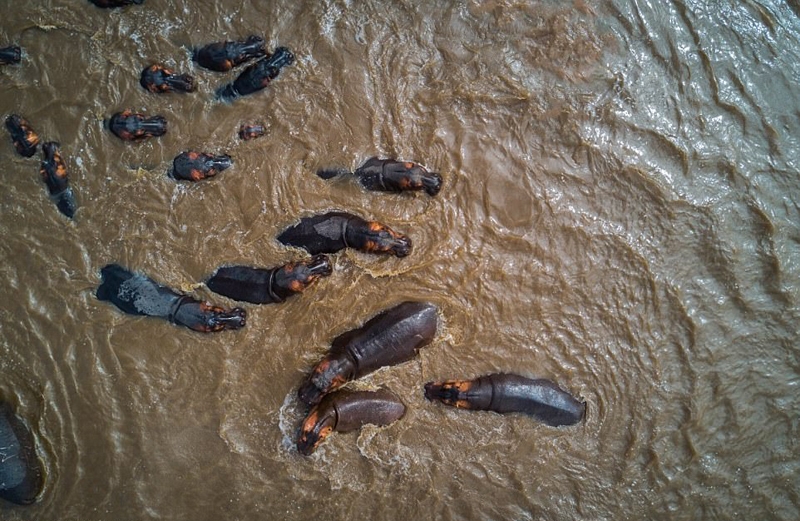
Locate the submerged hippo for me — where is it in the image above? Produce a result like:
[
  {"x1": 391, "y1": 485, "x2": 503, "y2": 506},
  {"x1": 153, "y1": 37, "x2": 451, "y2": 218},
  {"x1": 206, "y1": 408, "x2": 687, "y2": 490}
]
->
[
  {"x1": 206, "y1": 254, "x2": 332, "y2": 304},
  {"x1": 139, "y1": 64, "x2": 195, "y2": 93},
  {"x1": 318, "y1": 157, "x2": 443, "y2": 196},
  {"x1": 424, "y1": 373, "x2": 586, "y2": 427},
  {"x1": 238, "y1": 123, "x2": 266, "y2": 141},
  {"x1": 0, "y1": 401, "x2": 44, "y2": 505},
  {"x1": 88, "y1": 0, "x2": 144, "y2": 7},
  {"x1": 193, "y1": 35, "x2": 266, "y2": 72},
  {"x1": 277, "y1": 211, "x2": 412, "y2": 257},
  {"x1": 96, "y1": 263, "x2": 246, "y2": 333},
  {"x1": 0, "y1": 45, "x2": 21, "y2": 65},
  {"x1": 4, "y1": 115, "x2": 39, "y2": 158},
  {"x1": 39, "y1": 142, "x2": 78, "y2": 219},
  {"x1": 216, "y1": 47, "x2": 294, "y2": 101},
  {"x1": 108, "y1": 110, "x2": 167, "y2": 142},
  {"x1": 170, "y1": 151, "x2": 232, "y2": 181}
]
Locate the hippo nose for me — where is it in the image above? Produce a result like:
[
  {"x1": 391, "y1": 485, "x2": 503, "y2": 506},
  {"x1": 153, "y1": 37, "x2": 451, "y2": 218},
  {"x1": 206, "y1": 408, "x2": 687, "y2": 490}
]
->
[{"x1": 393, "y1": 236, "x2": 412, "y2": 257}]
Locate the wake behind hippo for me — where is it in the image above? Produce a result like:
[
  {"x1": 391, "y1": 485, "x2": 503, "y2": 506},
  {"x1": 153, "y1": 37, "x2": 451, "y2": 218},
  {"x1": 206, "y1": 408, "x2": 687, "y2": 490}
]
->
[
  {"x1": 424, "y1": 373, "x2": 586, "y2": 427},
  {"x1": 277, "y1": 211, "x2": 411, "y2": 257},
  {"x1": 96, "y1": 264, "x2": 246, "y2": 333},
  {"x1": 206, "y1": 254, "x2": 332, "y2": 304},
  {"x1": 0, "y1": 401, "x2": 44, "y2": 505},
  {"x1": 318, "y1": 157, "x2": 443, "y2": 196},
  {"x1": 216, "y1": 47, "x2": 294, "y2": 101},
  {"x1": 298, "y1": 301, "x2": 439, "y2": 406}
]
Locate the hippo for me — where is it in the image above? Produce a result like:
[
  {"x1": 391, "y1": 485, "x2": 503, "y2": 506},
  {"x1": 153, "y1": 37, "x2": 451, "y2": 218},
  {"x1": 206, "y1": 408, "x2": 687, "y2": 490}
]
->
[
  {"x1": 170, "y1": 151, "x2": 232, "y2": 181},
  {"x1": 96, "y1": 263, "x2": 246, "y2": 333},
  {"x1": 277, "y1": 211, "x2": 411, "y2": 257},
  {"x1": 318, "y1": 157, "x2": 442, "y2": 196},
  {"x1": 4, "y1": 115, "x2": 39, "y2": 158},
  {"x1": 140, "y1": 64, "x2": 195, "y2": 93},
  {"x1": 424, "y1": 373, "x2": 586, "y2": 427},
  {"x1": 206, "y1": 254, "x2": 332, "y2": 304},
  {"x1": 0, "y1": 401, "x2": 44, "y2": 505},
  {"x1": 108, "y1": 110, "x2": 167, "y2": 142},
  {"x1": 0, "y1": 46, "x2": 21, "y2": 65},
  {"x1": 39, "y1": 142, "x2": 78, "y2": 219},
  {"x1": 193, "y1": 35, "x2": 266, "y2": 72},
  {"x1": 298, "y1": 301, "x2": 438, "y2": 406},
  {"x1": 216, "y1": 47, "x2": 294, "y2": 101},
  {"x1": 297, "y1": 389, "x2": 405, "y2": 456}
]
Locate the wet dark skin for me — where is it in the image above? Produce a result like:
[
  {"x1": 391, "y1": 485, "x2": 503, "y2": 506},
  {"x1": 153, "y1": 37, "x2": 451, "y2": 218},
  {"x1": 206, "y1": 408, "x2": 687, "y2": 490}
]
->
[
  {"x1": 5, "y1": 115, "x2": 39, "y2": 157},
  {"x1": 0, "y1": 45, "x2": 21, "y2": 65},
  {"x1": 318, "y1": 157, "x2": 443, "y2": 196},
  {"x1": 206, "y1": 254, "x2": 332, "y2": 304},
  {"x1": 108, "y1": 110, "x2": 167, "y2": 141},
  {"x1": 296, "y1": 389, "x2": 406, "y2": 456},
  {"x1": 140, "y1": 64, "x2": 195, "y2": 93},
  {"x1": 277, "y1": 211, "x2": 412, "y2": 257},
  {"x1": 171, "y1": 151, "x2": 232, "y2": 181},
  {"x1": 216, "y1": 47, "x2": 295, "y2": 100},
  {"x1": 96, "y1": 264, "x2": 246, "y2": 333},
  {"x1": 88, "y1": 0, "x2": 144, "y2": 7},
  {"x1": 0, "y1": 402, "x2": 44, "y2": 506},
  {"x1": 193, "y1": 35, "x2": 266, "y2": 72},
  {"x1": 298, "y1": 301, "x2": 438, "y2": 405},
  {"x1": 424, "y1": 373, "x2": 586, "y2": 427},
  {"x1": 40, "y1": 142, "x2": 78, "y2": 219}
]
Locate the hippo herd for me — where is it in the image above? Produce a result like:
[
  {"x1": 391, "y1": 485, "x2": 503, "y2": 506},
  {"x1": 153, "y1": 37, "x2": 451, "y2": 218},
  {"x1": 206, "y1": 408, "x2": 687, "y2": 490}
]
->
[{"x1": 1, "y1": 0, "x2": 586, "y2": 507}]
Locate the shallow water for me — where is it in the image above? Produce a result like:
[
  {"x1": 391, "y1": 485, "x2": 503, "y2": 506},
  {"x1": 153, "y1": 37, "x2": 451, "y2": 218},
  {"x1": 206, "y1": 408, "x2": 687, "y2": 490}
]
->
[{"x1": 1, "y1": 1, "x2": 799, "y2": 519}]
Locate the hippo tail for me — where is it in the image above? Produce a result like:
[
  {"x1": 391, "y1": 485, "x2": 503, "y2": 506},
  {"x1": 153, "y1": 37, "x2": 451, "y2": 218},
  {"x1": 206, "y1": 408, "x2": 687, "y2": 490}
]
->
[{"x1": 316, "y1": 168, "x2": 352, "y2": 180}]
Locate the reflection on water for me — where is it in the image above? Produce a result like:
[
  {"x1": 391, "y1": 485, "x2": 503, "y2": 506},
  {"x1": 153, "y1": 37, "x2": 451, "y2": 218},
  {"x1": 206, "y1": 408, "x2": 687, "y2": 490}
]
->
[{"x1": 1, "y1": 1, "x2": 799, "y2": 519}]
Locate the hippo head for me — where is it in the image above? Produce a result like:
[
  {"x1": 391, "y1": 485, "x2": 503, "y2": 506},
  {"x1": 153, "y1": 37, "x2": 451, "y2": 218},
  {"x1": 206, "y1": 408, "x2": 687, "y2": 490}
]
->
[
  {"x1": 194, "y1": 305, "x2": 246, "y2": 332},
  {"x1": 273, "y1": 254, "x2": 333, "y2": 299},
  {"x1": 296, "y1": 400, "x2": 338, "y2": 456},
  {"x1": 422, "y1": 172, "x2": 443, "y2": 196}
]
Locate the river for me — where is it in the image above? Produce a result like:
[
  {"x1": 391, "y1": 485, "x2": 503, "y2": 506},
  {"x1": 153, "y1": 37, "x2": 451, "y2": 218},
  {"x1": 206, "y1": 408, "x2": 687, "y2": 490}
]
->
[{"x1": 1, "y1": 1, "x2": 799, "y2": 520}]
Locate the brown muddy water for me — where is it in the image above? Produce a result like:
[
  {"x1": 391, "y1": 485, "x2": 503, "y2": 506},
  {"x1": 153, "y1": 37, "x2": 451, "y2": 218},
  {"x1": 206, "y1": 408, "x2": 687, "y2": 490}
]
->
[{"x1": 1, "y1": 1, "x2": 799, "y2": 520}]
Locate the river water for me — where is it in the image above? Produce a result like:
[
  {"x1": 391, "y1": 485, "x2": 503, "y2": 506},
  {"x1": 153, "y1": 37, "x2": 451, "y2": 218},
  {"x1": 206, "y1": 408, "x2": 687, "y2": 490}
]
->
[{"x1": 1, "y1": 1, "x2": 798, "y2": 519}]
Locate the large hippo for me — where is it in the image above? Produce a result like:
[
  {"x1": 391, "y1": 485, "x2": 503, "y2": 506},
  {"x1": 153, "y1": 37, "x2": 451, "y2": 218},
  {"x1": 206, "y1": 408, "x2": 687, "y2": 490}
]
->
[
  {"x1": 277, "y1": 211, "x2": 412, "y2": 257},
  {"x1": 318, "y1": 157, "x2": 443, "y2": 196},
  {"x1": 0, "y1": 401, "x2": 44, "y2": 505},
  {"x1": 297, "y1": 301, "x2": 438, "y2": 406},
  {"x1": 424, "y1": 373, "x2": 586, "y2": 427},
  {"x1": 96, "y1": 264, "x2": 246, "y2": 333},
  {"x1": 108, "y1": 110, "x2": 167, "y2": 142}
]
